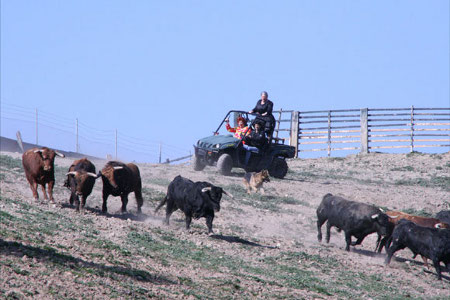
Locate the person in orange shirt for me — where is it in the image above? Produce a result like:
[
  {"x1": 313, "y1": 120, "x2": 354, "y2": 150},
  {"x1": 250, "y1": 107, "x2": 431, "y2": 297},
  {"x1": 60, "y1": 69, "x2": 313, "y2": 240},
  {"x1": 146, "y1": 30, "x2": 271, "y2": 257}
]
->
[{"x1": 225, "y1": 116, "x2": 251, "y2": 140}]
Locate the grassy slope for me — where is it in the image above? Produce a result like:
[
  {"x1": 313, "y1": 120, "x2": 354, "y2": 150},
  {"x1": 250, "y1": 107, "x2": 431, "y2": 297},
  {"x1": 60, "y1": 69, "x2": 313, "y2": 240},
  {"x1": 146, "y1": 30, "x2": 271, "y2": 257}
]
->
[{"x1": 0, "y1": 153, "x2": 449, "y2": 299}]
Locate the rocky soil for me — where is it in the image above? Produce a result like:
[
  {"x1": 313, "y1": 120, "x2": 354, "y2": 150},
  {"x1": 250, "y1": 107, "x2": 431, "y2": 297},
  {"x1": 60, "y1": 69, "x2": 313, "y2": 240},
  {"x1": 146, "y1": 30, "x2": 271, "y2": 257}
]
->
[{"x1": 0, "y1": 150, "x2": 449, "y2": 299}]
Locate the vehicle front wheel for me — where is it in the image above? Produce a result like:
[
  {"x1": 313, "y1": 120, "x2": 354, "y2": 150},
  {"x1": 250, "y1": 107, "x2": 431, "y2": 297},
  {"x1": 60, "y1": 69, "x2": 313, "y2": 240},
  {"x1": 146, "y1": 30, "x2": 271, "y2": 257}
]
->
[
  {"x1": 217, "y1": 153, "x2": 232, "y2": 175},
  {"x1": 269, "y1": 157, "x2": 288, "y2": 179},
  {"x1": 192, "y1": 155, "x2": 206, "y2": 171}
]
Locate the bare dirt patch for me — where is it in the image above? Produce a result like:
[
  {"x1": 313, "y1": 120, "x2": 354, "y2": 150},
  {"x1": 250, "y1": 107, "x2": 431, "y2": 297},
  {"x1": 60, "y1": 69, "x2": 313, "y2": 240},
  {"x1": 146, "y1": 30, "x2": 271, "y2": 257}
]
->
[{"x1": 1, "y1": 151, "x2": 449, "y2": 299}]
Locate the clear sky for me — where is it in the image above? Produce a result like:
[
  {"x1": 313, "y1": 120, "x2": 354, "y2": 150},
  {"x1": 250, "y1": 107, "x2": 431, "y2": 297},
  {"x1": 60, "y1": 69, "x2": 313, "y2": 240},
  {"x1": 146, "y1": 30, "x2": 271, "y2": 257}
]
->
[{"x1": 1, "y1": 1, "x2": 449, "y2": 162}]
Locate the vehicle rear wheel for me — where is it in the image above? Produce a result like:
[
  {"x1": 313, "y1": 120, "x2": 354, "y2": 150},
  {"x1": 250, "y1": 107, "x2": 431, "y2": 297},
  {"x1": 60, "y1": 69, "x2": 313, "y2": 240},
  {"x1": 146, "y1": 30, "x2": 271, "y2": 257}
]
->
[
  {"x1": 192, "y1": 155, "x2": 206, "y2": 171},
  {"x1": 269, "y1": 157, "x2": 288, "y2": 179},
  {"x1": 217, "y1": 153, "x2": 232, "y2": 175}
]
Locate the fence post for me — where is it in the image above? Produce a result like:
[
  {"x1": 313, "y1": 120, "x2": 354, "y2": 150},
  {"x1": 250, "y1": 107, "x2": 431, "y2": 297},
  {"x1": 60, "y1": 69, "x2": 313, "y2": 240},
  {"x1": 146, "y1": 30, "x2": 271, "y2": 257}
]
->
[
  {"x1": 410, "y1": 105, "x2": 414, "y2": 152},
  {"x1": 360, "y1": 108, "x2": 368, "y2": 153},
  {"x1": 327, "y1": 111, "x2": 331, "y2": 157},
  {"x1": 290, "y1": 111, "x2": 299, "y2": 158}
]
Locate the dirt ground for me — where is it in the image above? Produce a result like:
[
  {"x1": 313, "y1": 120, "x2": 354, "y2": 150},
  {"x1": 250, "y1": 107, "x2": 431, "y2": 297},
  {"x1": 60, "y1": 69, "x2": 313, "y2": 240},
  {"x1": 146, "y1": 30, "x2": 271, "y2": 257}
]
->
[{"x1": 0, "y1": 150, "x2": 449, "y2": 299}]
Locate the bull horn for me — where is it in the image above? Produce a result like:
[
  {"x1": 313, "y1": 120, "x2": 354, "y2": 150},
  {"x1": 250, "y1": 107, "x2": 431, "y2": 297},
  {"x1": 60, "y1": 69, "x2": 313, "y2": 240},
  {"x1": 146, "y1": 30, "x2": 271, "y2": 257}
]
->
[
  {"x1": 66, "y1": 171, "x2": 78, "y2": 176},
  {"x1": 222, "y1": 190, "x2": 234, "y2": 198},
  {"x1": 379, "y1": 208, "x2": 385, "y2": 213},
  {"x1": 34, "y1": 149, "x2": 43, "y2": 153},
  {"x1": 201, "y1": 187, "x2": 212, "y2": 193},
  {"x1": 113, "y1": 166, "x2": 123, "y2": 170},
  {"x1": 87, "y1": 172, "x2": 98, "y2": 178},
  {"x1": 389, "y1": 215, "x2": 399, "y2": 219},
  {"x1": 371, "y1": 214, "x2": 379, "y2": 219},
  {"x1": 55, "y1": 151, "x2": 65, "y2": 158}
]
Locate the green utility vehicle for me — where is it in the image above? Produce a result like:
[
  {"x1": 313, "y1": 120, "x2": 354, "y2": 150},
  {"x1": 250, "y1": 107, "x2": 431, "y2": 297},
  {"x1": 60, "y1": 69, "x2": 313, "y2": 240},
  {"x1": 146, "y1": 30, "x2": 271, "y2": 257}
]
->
[{"x1": 193, "y1": 110, "x2": 296, "y2": 178}]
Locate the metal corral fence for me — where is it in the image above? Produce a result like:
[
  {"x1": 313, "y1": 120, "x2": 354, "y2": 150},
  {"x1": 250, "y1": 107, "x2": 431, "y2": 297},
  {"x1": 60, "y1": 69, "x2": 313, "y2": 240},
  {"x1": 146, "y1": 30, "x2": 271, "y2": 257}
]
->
[{"x1": 272, "y1": 107, "x2": 450, "y2": 158}]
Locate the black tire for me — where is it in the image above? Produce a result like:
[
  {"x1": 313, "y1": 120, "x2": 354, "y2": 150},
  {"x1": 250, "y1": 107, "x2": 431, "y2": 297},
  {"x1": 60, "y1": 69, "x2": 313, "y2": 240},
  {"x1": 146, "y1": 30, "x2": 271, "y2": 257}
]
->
[
  {"x1": 269, "y1": 157, "x2": 288, "y2": 179},
  {"x1": 192, "y1": 155, "x2": 206, "y2": 171},
  {"x1": 217, "y1": 153, "x2": 232, "y2": 175}
]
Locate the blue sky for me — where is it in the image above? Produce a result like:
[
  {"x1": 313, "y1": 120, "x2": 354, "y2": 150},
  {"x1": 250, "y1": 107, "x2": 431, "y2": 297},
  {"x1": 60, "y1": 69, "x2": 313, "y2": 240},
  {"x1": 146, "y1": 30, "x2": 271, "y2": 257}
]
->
[{"x1": 1, "y1": 1, "x2": 449, "y2": 162}]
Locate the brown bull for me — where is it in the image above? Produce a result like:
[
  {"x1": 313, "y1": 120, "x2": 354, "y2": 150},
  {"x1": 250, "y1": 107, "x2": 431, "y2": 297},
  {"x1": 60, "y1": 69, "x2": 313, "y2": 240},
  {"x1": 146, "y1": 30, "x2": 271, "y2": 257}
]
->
[
  {"x1": 376, "y1": 210, "x2": 450, "y2": 268},
  {"x1": 64, "y1": 158, "x2": 99, "y2": 212},
  {"x1": 98, "y1": 161, "x2": 143, "y2": 214},
  {"x1": 22, "y1": 147, "x2": 65, "y2": 202}
]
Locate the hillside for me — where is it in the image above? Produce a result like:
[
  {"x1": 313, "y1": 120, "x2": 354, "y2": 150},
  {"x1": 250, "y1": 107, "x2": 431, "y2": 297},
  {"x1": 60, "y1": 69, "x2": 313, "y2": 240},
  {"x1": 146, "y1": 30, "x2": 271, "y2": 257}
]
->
[{"x1": 0, "y1": 151, "x2": 449, "y2": 299}]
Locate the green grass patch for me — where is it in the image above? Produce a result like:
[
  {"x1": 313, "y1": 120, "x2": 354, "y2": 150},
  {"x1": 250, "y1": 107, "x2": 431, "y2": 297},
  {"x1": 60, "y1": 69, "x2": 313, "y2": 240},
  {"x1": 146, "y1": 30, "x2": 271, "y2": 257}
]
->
[{"x1": 390, "y1": 166, "x2": 414, "y2": 172}]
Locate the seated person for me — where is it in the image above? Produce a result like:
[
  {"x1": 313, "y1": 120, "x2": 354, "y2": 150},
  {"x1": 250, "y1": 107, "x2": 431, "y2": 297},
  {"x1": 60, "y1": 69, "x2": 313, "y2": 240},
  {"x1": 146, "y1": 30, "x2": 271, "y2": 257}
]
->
[
  {"x1": 225, "y1": 116, "x2": 251, "y2": 140},
  {"x1": 242, "y1": 121, "x2": 267, "y2": 165}
]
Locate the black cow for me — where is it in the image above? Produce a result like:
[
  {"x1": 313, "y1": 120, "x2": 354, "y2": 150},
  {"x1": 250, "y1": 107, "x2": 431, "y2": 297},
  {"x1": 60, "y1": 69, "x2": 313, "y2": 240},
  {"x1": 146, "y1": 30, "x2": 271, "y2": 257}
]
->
[
  {"x1": 155, "y1": 175, "x2": 233, "y2": 233},
  {"x1": 316, "y1": 193, "x2": 392, "y2": 251},
  {"x1": 436, "y1": 210, "x2": 450, "y2": 225},
  {"x1": 385, "y1": 219, "x2": 450, "y2": 280}
]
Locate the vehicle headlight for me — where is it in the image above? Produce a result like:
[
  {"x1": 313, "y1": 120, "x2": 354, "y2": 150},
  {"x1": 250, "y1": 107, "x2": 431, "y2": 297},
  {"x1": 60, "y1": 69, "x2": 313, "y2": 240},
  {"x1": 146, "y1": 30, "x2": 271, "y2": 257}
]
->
[{"x1": 214, "y1": 144, "x2": 220, "y2": 149}]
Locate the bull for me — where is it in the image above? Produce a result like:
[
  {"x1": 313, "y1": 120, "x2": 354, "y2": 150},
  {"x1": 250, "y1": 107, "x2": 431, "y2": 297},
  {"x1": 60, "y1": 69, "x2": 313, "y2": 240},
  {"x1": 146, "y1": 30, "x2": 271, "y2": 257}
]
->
[
  {"x1": 375, "y1": 211, "x2": 450, "y2": 253},
  {"x1": 98, "y1": 161, "x2": 143, "y2": 214},
  {"x1": 316, "y1": 193, "x2": 392, "y2": 251},
  {"x1": 436, "y1": 210, "x2": 450, "y2": 225},
  {"x1": 385, "y1": 219, "x2": 450, "y2": 280},
  {"x1": 64, "y1": 158, "x2": 99, "y2": 212},
  {"x1": 155, "y1": 175, "x2": 233, "y2": 233},
  {"x1": 22, "y1": 147, "x2": 65, "y2": 202}
]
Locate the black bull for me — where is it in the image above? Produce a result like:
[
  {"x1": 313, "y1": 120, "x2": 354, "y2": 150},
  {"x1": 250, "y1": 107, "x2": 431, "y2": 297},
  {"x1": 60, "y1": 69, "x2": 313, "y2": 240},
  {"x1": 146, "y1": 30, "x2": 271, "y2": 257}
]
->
[
  {"x1": 385, "y1": 219, "x2": 450, "y2": 280},
  {"x1": 155, "y1": 175, "x2": 233, "y2": 233},
  {"x1": 316, "y1": 193, "x2": 392, "y2": 251}
]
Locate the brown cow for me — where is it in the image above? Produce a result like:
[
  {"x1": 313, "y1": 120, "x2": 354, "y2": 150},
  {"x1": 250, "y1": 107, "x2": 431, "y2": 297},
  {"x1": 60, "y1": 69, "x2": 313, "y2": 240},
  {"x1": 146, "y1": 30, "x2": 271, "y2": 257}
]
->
[
  {"x1": 376, "y1": 210, "x2": 450, "y2": 268},
  {"x1": 64, "y1": 158, "x2": 99, "y2": 212},
  {"x1": 22, "y1": 147, "x2": 65, "y2": 202},
  {"x1": 98, "y1": 161, "x2": 143, "y2": 214}
]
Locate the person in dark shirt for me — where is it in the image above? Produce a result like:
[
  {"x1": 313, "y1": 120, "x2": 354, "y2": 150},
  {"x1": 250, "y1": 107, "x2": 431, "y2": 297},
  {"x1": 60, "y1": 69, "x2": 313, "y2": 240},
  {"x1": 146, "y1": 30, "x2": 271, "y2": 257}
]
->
[
  {"x1": 249, "y1": 91, "x2": 275, "y2": 137},
  {"x1": 242, "y1": 121, "x2": 267, "y2": 165}
]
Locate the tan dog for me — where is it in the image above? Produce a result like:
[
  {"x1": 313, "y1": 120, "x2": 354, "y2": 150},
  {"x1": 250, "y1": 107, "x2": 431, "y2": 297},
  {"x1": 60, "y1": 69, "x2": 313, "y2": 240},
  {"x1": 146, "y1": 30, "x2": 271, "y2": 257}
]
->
[{"x1": 243, "y1": 170, "x2": 270, "y2": 194}]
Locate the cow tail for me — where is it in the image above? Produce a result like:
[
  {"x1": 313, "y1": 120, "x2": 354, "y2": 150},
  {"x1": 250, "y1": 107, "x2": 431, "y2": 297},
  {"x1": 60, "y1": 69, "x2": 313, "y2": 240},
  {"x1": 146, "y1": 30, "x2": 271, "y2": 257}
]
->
[{"x1": 154, "y1": 195, "x2": 168, "y2": 213}]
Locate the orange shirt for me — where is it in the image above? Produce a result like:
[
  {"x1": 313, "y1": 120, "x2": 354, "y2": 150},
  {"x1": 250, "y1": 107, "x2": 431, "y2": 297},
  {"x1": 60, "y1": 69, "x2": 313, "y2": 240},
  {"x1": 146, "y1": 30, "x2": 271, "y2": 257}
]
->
[{"x1": 226, "y1": 123, "x2": 251, "y2": 140}]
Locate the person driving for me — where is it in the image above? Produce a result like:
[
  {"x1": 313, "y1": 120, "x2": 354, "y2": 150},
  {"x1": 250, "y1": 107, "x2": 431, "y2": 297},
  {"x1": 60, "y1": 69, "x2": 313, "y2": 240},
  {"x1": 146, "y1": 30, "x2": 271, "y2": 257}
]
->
[
  {"x1": 242, "y1": 121, "x2": 267, "y2": 165},
  {"x1": 249, "y1": 91, "x2": 276, "y2": 137},
  {"x1": 225, "y1": 116, "x2": 251, "y2": 140}
]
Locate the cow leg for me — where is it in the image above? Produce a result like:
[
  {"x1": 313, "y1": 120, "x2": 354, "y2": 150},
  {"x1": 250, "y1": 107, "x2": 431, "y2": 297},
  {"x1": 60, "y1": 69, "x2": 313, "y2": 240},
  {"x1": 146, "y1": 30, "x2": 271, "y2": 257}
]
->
[
  {"x1": 344, "y1": 231, "x2": 352, "y2": 251},
  {"x1": 385, "y1": 241, "x2": 404, "y2": 265},
  {"x1": 433, "y1": 259, "x2": 442, "y2": 280},
  {"x1": 351, "y1": 236, "x2": 366, "y2": 246},
  {"x1": 79, "y1": 196, "x2": 87, "y2": 213},
  {"x1": 102, "y1": 191, "x2": 109, "y2": 213},
  {"x1": 421, "y1": 256, "x2": 429, "y2": 269},
  {"x1": 164, "y1": 200, "x2": 176, "y2": 225},
  {"x1": 41, "y1": 184, "x2": 48, "y2": 200},
  {"x1": 375, "y1": 234, "x2": 381, "y2": 252},
  {"x1": 120, "y1": 194, "x2": 128, "y2": 213},
  {"x1": 29, "y1": 181, "x2": 39, "y2": 201},
  {"x1": 69, "y1": 192, "x2": 76, "y2": 206},
  {"x1": 185, "y1": 214, "x2": 192, "y2": 231},
  {"x1": 325, "y1": 221, "x2": 332, "y2": 243},
  {"x1": 74, "y1": 194, "x2": 81, "y2": 212},
  {"x1": 134, "y1": 190, "x2": 143, "y2": 214},
  {"x1": 206, "y1": 215, "x2": 214, "y2": 233},
  {"x1": 47, "y1": 181, "x2": 55, "y2": 203},
  {"x1": 317, "y1": 217, "x2": 326, "y2": 242},
  {"x1": 377, "y1": 236, "x2": 389, "y2": 253}
]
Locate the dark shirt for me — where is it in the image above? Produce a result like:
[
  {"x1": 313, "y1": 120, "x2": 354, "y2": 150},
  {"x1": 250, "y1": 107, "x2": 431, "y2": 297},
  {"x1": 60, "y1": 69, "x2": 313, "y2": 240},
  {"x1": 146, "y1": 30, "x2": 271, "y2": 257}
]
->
[
  {"x1": 252, "y1": 99, "x2": 273, "y2": 116},
  {"x1": 244, "y1": 130, "x2": 267, "y2": 148}
]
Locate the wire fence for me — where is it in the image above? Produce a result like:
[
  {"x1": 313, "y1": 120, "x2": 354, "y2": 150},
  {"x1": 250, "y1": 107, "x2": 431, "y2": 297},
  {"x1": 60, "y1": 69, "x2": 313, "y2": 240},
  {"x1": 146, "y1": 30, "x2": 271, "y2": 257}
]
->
[{"x1": 1, "y1": 102, "x2": 191, "y2": 163}]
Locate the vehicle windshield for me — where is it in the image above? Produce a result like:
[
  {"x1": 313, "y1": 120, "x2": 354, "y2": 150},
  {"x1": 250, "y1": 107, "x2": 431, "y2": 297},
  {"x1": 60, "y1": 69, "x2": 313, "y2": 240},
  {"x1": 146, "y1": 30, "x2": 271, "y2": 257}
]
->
[{"x1": 214, "y1": 110, "x2": 260, "y2": 136}]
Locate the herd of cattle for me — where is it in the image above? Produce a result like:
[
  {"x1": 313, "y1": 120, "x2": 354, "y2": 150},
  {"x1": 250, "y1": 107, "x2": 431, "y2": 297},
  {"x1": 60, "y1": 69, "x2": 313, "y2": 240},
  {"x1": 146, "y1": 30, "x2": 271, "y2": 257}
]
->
[{"x1": 20, "y1": 147, "x2": 450, "y2": 281}]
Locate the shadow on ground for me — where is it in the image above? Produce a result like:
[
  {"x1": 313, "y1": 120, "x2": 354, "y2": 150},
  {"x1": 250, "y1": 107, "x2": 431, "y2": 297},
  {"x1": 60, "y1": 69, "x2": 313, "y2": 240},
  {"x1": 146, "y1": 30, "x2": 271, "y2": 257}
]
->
[
  {"x1": 0, "y1": 238, "x2": 175, "y2": 285},
  {"x1": 60, "y1": 203, "x2": 149, "y2": 222},
  {"x1": 209, "y1": 234, "x2": 277, "y2": 249}
]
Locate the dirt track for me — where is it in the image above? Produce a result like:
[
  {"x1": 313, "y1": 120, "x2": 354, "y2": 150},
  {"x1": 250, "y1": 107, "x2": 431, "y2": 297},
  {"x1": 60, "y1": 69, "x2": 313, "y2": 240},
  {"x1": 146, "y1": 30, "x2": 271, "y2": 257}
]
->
[{"x1": 1, "y1": 150, "x2": 449, "y2": 299}]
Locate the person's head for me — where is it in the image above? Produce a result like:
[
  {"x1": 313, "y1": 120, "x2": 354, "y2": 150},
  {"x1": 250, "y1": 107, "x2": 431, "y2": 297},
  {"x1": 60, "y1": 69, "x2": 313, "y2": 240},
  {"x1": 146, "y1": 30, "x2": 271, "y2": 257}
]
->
[
  {"x1": 237, "y1": 117, "x2": 247, "y2": 128},
  {"x1": 254, "y1": 122, "x2": 262, "y2": 131},
  {"x1": 261, "y1": 91, "x2": 268, "y2": 101}
]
